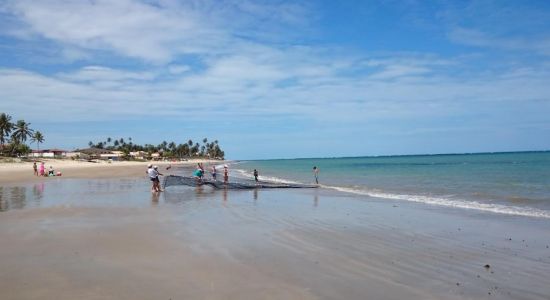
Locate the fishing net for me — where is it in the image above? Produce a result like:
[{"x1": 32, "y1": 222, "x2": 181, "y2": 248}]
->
[{"x1": 163, "y1": 175, "x2": 317, "y2": 190}]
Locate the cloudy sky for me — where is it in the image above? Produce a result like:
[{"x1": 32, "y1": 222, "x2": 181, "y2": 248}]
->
[{"x1": 0, "y1": 0, "x2": 549, "y2": 159}]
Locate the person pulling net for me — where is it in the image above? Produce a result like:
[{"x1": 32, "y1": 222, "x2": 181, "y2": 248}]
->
[{"x1": 163, "y1": 175, "x2": 318, "y2": 190}]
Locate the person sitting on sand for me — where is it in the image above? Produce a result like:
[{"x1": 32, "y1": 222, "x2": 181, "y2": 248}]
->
[
  {"x1": 33, "y1": 162, "x2": 38, "y2": 176},
  {"x1": 48, "y1": 166, "x2": 55, "y2": 176},
  {"x1": 223, "y1": 165, "x2": 229, "y2": 184}
]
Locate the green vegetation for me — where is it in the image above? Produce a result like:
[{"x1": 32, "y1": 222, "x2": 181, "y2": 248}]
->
[
  {"x1": 87, "y1": 137, "x2": 225, "y2": 160},
  {"x1": 0, "y1": 111, "x2": 225, "y2": 159},
  {"x1": 0, "y1": 112, "x2": 40, "y2": 157}
]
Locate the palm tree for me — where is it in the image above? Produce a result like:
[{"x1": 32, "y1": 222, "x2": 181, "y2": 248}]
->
[
  {"x1": 88, "y1": 141, "x2": 93, "y2": 147},
  {"x1": 11, "y1": 120, "x2": 34, "y2": 144},
  {"x1": 0, "y1": 113, "x2": 14, "y2": 148},
  {"x1": 30, "y1": 131, "x2": 45, "y2": 151},
  {"x1": 168, "y1": 142, "x2": 176, "y2": 153},
  {"x1": 187, "y1": 139, "x2": 193, "y2": 147}
]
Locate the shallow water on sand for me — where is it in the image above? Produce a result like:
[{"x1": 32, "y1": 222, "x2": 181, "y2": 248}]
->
[{"x1": 1, "y1": 177, "x2": 550, "y2": 300}]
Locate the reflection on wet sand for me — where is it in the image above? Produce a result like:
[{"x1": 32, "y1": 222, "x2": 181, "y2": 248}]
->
[
  {"x1": 0, "y1": 186, "x2": 29, "y2": 211},
  {"x1": 313, "y1": 193, "x2": 319, "y2": 207},
  {"x1": 151, "y1": 192, "x2": 160, "y2": 206}
]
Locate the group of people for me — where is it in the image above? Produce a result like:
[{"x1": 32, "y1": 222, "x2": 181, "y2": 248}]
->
[
  {"x1": 146, "y1": 164, "x2": 163, "y2": 192},
  {"x1": 146, "y1": 162, "x2": 320, "y2": 192},
  {"x1": 33, "y1": 162, "x2": 61, "y2": 177},
  {"x1": 194, "y1": 163, "x2": 229, "y2": 184}
]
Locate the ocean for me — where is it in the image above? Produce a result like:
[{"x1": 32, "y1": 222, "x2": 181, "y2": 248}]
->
[{"x1": 229, "y1": 151, "x2": 550, "y2": 218}]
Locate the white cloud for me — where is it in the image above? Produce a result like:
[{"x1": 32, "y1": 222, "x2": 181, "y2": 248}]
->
[
  {"x1": 1, "y1": 0, "x2": 312, "y2": 63},
  {"x1": 2, "y1": 0, "x2": 226, "y2": 62},
  {"x1": 167, "y1": 64, "x2": 190, "y2": 75},
  {"x1": 57, "y1": 66, "x2": 157, "y2": 82},
  {"x1": 0, "y1": 0, "x2": 549, "y2": 155},
  {"x1": 1, "y1": 50, "x2": 549, "y2": 126}
]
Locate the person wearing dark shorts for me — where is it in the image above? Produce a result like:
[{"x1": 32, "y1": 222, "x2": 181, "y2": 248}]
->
[
  {"x1": 253, "y1": 169, "x2": 259, "y2": 182},
  {"x1": 313, "y1": 166, "x2": 319, "y2": 184}
]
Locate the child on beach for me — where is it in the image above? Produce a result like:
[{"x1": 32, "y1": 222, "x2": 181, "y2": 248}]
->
[
  {"x1": 39, "y1": 162, "x2": 45, "y2": 176},
  {"x1": 33, "y1": 162, "x2": 38, "y2": 176},
  {"x1": 48, "y1": 166, "x2": 55, "y2": 176}
]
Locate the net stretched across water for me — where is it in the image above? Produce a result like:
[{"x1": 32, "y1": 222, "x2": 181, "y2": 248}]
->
[{"x1": 163, "y1": 175, "x2": 318, "y2": 190}]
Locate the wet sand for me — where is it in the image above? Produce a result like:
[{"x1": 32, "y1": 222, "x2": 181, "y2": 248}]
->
[{"x1": 0, "y1": 176, "x2": 549, "y2": 299}]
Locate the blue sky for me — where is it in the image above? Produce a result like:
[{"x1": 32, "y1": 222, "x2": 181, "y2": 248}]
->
[{"x1": 0, "y1": 0, "x2": 549, "y2": 159}]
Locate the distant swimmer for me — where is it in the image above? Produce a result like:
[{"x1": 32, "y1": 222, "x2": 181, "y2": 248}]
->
[
  {"x1": 223, "y1": 165, "x2": 229, "y2": 184},
  {"x1": 211, "y1": 165, "x2": 217, "y2": 180},
  {"x1": 313, "y1": 166, "x2": 319, "y2": 184},
  {"x1": 253, "y1": 169, "x2": 259, "y2": 182}
]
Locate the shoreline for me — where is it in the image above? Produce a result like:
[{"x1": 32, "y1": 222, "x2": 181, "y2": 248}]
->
[
  {"x1": 0, "y1": 179, "x2": 548, "y2": 299},
  {"x1": 0, "y1": 159, "x2": 221, "y2": 184}
]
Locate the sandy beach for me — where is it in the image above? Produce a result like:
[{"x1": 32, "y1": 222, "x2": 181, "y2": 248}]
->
[
  {"x1": 0, "y1": 164, "x2": 549, "y2": 299},
  {"x1": 0, "y1": 159, "x2": 218, "y2": 184}
]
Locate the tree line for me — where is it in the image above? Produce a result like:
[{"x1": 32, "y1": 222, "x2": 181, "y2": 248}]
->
[
  {"x1": 0, "y1": 113, "x2": 44, "y2": 157},
  {"x1": 87, "y1": 137, "x2": 225, "y2": 159},
  {"x1": 0, "y1": 111, "x2": 225, "y2": 159}
]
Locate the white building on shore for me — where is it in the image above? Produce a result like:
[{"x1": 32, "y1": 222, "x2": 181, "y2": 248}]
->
[{"x1": 30, "y1": 149, "x2": 68, "y2": 158}]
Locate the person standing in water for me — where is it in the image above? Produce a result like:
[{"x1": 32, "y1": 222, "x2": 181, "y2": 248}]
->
[
  {"x1": 223, "y1": 165, "x2": 229, "y2": 184},
  {"x1": 253, "y1": 169, "x2": 259, "y2": 182},
  {"x1": 146, "y1": 164, "x2": 154, "y2": 192},
  {"x1": 211, "y1": 165, "x2": 217, "y2": 180},
  {"x1": 153, "y1": 166, "x2": 164, "y2": 192},
  {"x1": 148, "y1": 165, "x2": 163, "y2": 192},
  {"x1": 313, "y1": 166, "x2": 319, "y2": 184}
]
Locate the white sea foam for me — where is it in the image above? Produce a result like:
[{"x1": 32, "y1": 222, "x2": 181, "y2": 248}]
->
[
  {"x1": 232, "y1": 168, "x2": 550, "y2": 219},
  {"x1": 233, "y1": 168, "x2": 303, "y2": 185},
  {"x1": 323, "y1": 185, "x2": 550, "y2": 219}
]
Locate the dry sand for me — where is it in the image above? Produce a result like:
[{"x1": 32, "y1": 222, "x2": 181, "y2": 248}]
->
[
  {"x1": 0, "y1": 159, "x2": 217, "y2": 184},
  {"x1": 0, "y1": 164, "x2": 549, "y2": 299}
]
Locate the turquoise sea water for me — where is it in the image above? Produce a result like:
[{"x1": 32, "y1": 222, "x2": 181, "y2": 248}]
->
[{"x1": 231, "y1": 152, "x2": 550, "y2": 218}]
